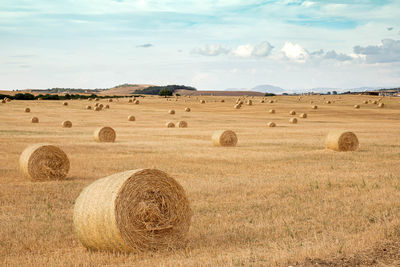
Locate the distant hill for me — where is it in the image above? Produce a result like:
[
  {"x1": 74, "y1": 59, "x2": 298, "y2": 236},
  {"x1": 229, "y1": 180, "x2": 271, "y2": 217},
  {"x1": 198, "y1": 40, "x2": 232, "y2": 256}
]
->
[
  {"x1": 176, "y1": 90, "x2": 264, "y2": 96},
  {"x1": 251, "y1": 84, "x2": 285, "y2": 93},
  {"x1": 102, "y1": 84, "x2": 154, "y2": 95},
  {"x1": 134, "y1": 85, "x2": 196, "y2": 95}
]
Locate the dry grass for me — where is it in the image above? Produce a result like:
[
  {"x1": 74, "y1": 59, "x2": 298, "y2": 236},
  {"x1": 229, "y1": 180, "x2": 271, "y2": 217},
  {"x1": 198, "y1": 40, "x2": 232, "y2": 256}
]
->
[{"x1": 0, "y1": 95, "x2": 400, "y2": 266}]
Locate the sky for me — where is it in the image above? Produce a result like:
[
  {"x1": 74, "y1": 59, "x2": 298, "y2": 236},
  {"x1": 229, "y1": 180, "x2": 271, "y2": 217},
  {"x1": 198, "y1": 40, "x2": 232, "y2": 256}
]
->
[{"x1": 1, "y1": 0, "x2": 400, "y2": 91}]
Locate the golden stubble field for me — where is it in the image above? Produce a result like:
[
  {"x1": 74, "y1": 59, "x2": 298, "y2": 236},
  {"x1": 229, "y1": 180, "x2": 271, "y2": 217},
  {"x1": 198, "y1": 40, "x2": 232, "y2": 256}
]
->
[{"x1": 0, "y1": 94, "x2": 399, "y2": 266}]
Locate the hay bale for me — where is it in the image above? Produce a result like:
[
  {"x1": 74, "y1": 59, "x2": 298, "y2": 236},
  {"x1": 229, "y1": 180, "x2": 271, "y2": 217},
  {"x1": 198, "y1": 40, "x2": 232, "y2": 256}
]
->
[
  {"x1": 269, "y1": 100, "x2": 274, "y2": 103},
  {"x1": 62, "y1": 120, "x2": 72, "y2": 128},
  {"x1": 325, "y1": 131, "x2": 359, "y2": 152},
  {"x1": 289, "y1": 118, "x2": 298, "y2": 124},
  {"x1": 95, "y1": 98, "x2": 100, "y2": 101},
  {"x1": 108, "y1": 99, "x2": 113, "y2": 102},
  {"x1": 19, "y1": 144, "x2": 70, "y2": 181},
  {"x1": 184, "y1": 107, "x2": 191, "y2": 112},
  {"x1": 134, "y1": 100, "x2": 139, "y2": 104},
  {"x1": 99, "y1": 104, "x2": 104, "y2": 109},
  {"x1": 212, "y1": 130, "x2": 238, "y2": 147},
  {"x1": 25, "y1": 108, "x2": 31, "y2": 113},
  {"x1": 378, "y1": 103, "x2": 384, "y2": 108},
  {"x1": 86, "y1": 105, "x2": 92, "y2": 110},
  {"x1": 234, "y1": 104, "x2": 241, "y2": 109},
  {"x1": 267, "y1": 122, "x2": 276, "y2": 127},
  {"x1": 105, "y1": 104, "x2": 110, "y2": 109},
  {"x1": 299, "y1": 113, "x2": 307, "y2": 118},
  {"x1": 168, "y1": 110, "x2": 175, "y2": 114},
  {"x1": 128, "y1": 115, "x2": 135, "y2": 121},
  {"x1": 63, "y1": 102, "x2": 68, "y2": 106},
  {"x1": 166, "y1": 121, "x2": 175, "y2": 128},
  {"x1": 88, "y1": 98, "x2": 93, "y2": 101},
  {"x1": 128, "y1": 99, "x2": 133, "y2": 103},
  {"x1": 6, "y1": 97, "x2": 11, "y2": 102},
  {"x1": 326, "y1": 101, "x2": 331, "y2": 104},
  {"x1": 354, "y1": 104, "x2": 360, "y2": 109},
  {"x1": 94, "y1": 127, "x2": 116, "y2": 142},
  {"x1": 312, "y1": 105, "x2": 318, "y2": 109},
  {"x1": 373, "y1": 100, "x2": 378, "y2": 104},
  {"x1": 260, "y1": 100, "x2": 265, "y2": 103},
  {"x1": 177, "y1": 121, "x2": 187, "y2": 128},
  {"x1": 94, "y1": 103, "x2": 99, "y2": 107},
  {"x1": 200, "y1": 100, "x2": 205, "y2": 104},
  {"x1": 94, "y1": 106, "x2": 101, "y2": 111},
  {"x1": 1, "y1": 99, "x2": 6, "y2": 104},
  {"x1": 269, "y1": 109, "x2": 275, "y2": 114},
  {"x1": 363, "y1": 100, "x2": 368, "y2": 104},
  {"x1": 246, "y1": 100, "x2": 252, "y2": 106},
  {"x1": 73, "y1": 169, "x2": 192, "y2": 252},
  {"x1": 289, "y1": 110, "x2": 296, "y2": 115},
  {"x1": 31, "y1": 117, "x2": 39, "y2": 123},
  {"x1": 220, "y1": 99, "x2": 225, "y2": 103}
]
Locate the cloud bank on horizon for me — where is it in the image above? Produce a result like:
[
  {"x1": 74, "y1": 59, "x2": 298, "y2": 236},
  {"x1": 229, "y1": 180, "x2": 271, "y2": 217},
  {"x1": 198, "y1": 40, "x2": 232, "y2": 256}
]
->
[{"x1": 1, "y1": 0, "x2": 400, "y2": 91}]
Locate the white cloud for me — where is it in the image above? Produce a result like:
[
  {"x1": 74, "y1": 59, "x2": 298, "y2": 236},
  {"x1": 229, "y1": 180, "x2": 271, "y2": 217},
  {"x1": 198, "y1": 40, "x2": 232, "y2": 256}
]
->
[
  {"x1": 353, "y1": 39, "x2": 400, "y2": 63},
  {"x1": 233, "y1": 41, "x2": 273, "y2": 58},
  {"x1": 281, "y1": 42, "x2": 309, "y2": 62},
  {"x1": 192, "y1": 44, "x2": 230, "y2": 56},
  {"x1": 233, "y1": 44, "x2": 254, "y2": 57}
]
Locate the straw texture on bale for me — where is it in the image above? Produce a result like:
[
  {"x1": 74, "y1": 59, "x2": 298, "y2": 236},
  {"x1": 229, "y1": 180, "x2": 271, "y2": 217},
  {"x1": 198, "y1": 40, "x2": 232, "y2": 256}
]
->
[
  {"x1": 25, "y1": 108, "x2": 30, "y2": 113},
  {"x1": 73, "y1": 169, "x2": 192, "y2": 252},
  {"x1": 289, "y1": 110, "x2": 296, "y2": 115},
  {"x1": 168, "y1": 110, "x2": 175, "y2": 114},
  {"x1": 269, "y1": 109, "x2": 275, "y2": 114},
  {"x1": 63, "y1": 102, "x2": 68, "y2": 106},
  {"x1": 62, "y1": 120, "x2": 72, "y2": 128},
  {"x1": 212, "y1": 130, "x2": 238, "y2": 147},
  {"x1": 86, "y1": 105, "x2": 92, "y2": 110},
  {"x1": 378, "y1": 103, "x2": 384, "y2": 108},
  {"x1": 184, "y1": 107, "x2": 191, "y2": 112},
  {"x1": 128, "y1": 115, "x2": 135, "y2": 121},
  {"x1": 267, "y1": 122, "x2": 276, "y2": 127},
  {"x1": 19, "y1": 144, "x2": 70, "y2": 181},
  {"x1": 94, "y1": 127, "x2": 116, "y2": 142},
  {"x1": 289, "y1": 118, "x2": 298, "y2": 124},
  {"x1": 325, "y1": 131, "x2": 359, "y2": 152},
  {"x1": 354, "y1": 105, "x2": 360, "y2": 109},
  {"x1": 177, "y1": 121, "x2": 187, "y2": 128},
  {"x1": 31, "y1": 117, "x2": 39, "y2": 123},
  {"x1": 299, "y1": 113, "x2": 307, "y2": 118},
  {"x1": 166, "y1": 122, "x2": 175, "y2": 128}
]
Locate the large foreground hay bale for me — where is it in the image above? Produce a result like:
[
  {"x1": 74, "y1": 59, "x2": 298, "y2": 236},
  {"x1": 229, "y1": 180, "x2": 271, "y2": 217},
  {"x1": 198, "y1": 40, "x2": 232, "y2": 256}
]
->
[
  {"x1": 31, "y1": 117, "x2": 39, "y2": 123},
  {"x1": 177, "y1": 121, "x2": 187, "y2": 128},
  {"x1": 73, "y1": 169, "x2": 192, "y2": 252},
  {"x1": 94, "y1": 127, "x2": 116, "y2": 142},
  {"x1": 325, "y1": 131, "x2": 359, "y2": 152},
  {"x1": 25, "y1": 107, "x2": 31, "y2": 113},
  {"x1": 128, "y1": 115, "x2": 135, "y2": 121},
  {"x1": 212, "y1": 130, "x2": 238, "y2": 147},
  {"x1": 166, "y1": 121, "x2": 175, "y2": 128},
  {"x1": 19, "y1": 144, "x2": 70, "y2": 181},
  {"x1": 62, "y1": 120, "x2": 72, "y2": 128},
  {"x1": 184, "y1": 107, "x2": 191, "y2": 112},
  {"x1": 267, "y1": 122, "x2": 276, "y2": 127}
]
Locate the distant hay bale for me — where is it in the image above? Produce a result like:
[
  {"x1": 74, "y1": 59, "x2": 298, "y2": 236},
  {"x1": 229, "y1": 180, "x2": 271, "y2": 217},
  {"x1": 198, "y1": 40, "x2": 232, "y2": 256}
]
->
[
  {"x1": 62, "y1": 120, "x2": 72, "y2": 128},
  {"x1": 184, "y1": 107, "x2": 191, "y2": 112},
  {"x1": 94, "y1": 127, "x2": 116, "y2": 142},
  {"x1": 168, "y1": 109, "x2": 175, "y2": 114},
  {"x1": 354, "y1": 104, "x2": 360, "y2": 109},
  {"x1": 94, "y1": 106, "x2": 101, "y2": 111},
  {"x1": 108, "y1": 99, "x2": 113, "y2": 102},
  {"x1": 220, "y1": 99, "x2": 225, "y2": 103},
  {"x1": 289, "y1": 118, "x2": 298, "y2": 124},
  {"x1": 299, "y1": 113, "x2": 307, "y2": 118},
  {"x1": 378, "y1": 103, "x2": 384, "y2": 108},
  {"x1": 95, "y1": 98, "x2": 100, "y2": 101},
  {"x1": 63, "y1": 102, "x2": 68, "y2": 106},
  {"x1": 212, "y1": 130, "x2": 238, "y2": 147},
  {"x1": 267, "y1": 122, "x2": 276, "y2": 127},
  {"x1": 325, "y1": 131, "x2": 359, "y2": 152},
  {"x1": 373, "y1": 100, "x2": 378, "y2": 104},
  {"x1": 260, "y1": 100, "x2": 265, "y2": 103},
  {"x1": 166, "y1": 121, "x2": 175, "y2": 128},
  {"x1": 86, "y1": 105, "x2": 92, "y2": 110},
  {"x1": 88, "y1": 98, "x2": 93, "y2": 101},
  {"x1": 269, "y1": 109, "x2": 275, "y2": 114},
  {"x1": 363, "y1": 100, "x2": 368, "y2": 104},
  {"x1": 105, "y1": 104, "x2": 110, "y2": 109},
  {"x1": 289, "y1": 110, "x2": 296, "y2": 115},
  {"x1": 128, "y1": 115, "x2": 135, "y2": 121},
  {"x1": 310, "y1": 101, "x2": 314, "y2": 104},
  {"x1": 1, "y1": 99, "x2": 6, "y2": 104},
  {"x1": 25, "y1": 108, "x2": 30, "y2": 113},
  {"x1": 19, "y1": 144, "x2": 70, "y2": 181},
  {"x1": 312, "y1": 105, "x2": 318, "y2": 109},
  {"x1": 234, "y1": 104, "x2": 241, "y2": 109},
  {"x1": 31, "y1": 117, "x2": 39, "y2": 123},
  {"x1": 37, "y1": 98, "x2": 43, "y2": 101},
  {"x1": 177, "y1": 121, "x2": 188, "y2": 128},
  {"x1": 94, "y1": 103, "x2": 99, "y2": 107},
  {"x1": 134, "y1": 100, "x2": 139, "y2": 104},
  {"x1": 73, "y1": 169, "x2": 192, "y2": 252},
  {"x1": 269, "y1": 100, "x2": 274, "y2": 103},
  {"x1": 99, "y1": 104, "x2": 104, "y2": 108},
  {"x1": 326, "y1": 101, "x2": 331, "y2": 104},
  {"x1": 246, "y1": 100, "x2": 252, "y2": 106},
  {"x1": 6, "y1": 97, "x2": 11, "y2": 102},
  {"x1": 200, "y1": 100, "x2": 205, "y2": 104},
  {"x1": 128, "y1": 99, "x2": 133, "y2": 103}
]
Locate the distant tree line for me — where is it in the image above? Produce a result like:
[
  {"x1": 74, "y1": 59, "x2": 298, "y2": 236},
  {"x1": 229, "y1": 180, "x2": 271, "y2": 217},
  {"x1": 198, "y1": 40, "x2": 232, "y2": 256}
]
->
[
  {"x1": 0, "y1": 93, "x2": 130, "y2": 100},
  {"x1": 133, "y1": 85, "x2": 196, "y2": 95}
]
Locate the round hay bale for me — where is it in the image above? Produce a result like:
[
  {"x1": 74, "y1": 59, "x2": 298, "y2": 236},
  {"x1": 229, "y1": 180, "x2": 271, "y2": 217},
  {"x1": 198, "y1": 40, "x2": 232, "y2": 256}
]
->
[
  {"x1": 289, "y1": 118, "x2": 298, "y2": 124},
  {"x1": 312, "y1": 105, "x2": 318, "y2": 109},
  {"x1": 354, "y1": 104, "x2": 360, "y2": 109},
  {"x1": 94, "y1": 127, "x2": 116, "y2": 142},
  {"x1": 310, "y1": 101, "x2": 314, "y2": 104},
  {"x1": 94, "y1": 103, "x2": 99, "y2": 107},
  {"x1": 108, "y1": 99, "x2": 113, "y2": 102},
  {"x1": 299, "y1": 113, "x2": 307, "y2": 118},
  {"x1": 134, "y1": 100, "x2": 139, "y2": 104},
  {"x1": 325, "y1": 131, "x2": 359, "y2": 152},
  {"x1": 378, "y1": 103, "x2": 384, "y2": 108},
  {"x1": 184, "y1": 107, "x2": 191, "y2": 112},
  {"x1": 220, "y1": 99, "x2": 225, "y2": 103},
  {"x1": 19, "y1": 144, "x2": 70, "y2": 181},
  {"x1": 246, "y1": 100, "x2": 252, "y2": 106},
  {"x1": 88, "y1": 98, "x2": 93, "y2": 101},
  {"x1": 31, "y1": 117, "x2": 39, "y2": 123},
  {"x1": 269, "y1": 100, "x2": 274, "y2": 103},
  {"x1": 62, "y1": 120, "x2": 72, "y2": 128},
  {"x1": 168, "y1": 110, "x2": 175, "y2": 114},
  {"x1": 94, "y1": 106, "x2": 101, "y2": 111},
  {"x1": 267, "y1": 122, "x2": 276, "y2": 127},
  {"x1": 86, "y1": 105, "x2": 92, "y2": 110},
  {"x1": 73, "y1": 169, "x2": 192, "y2": 252},
  {"x1": 99, "y1": 104, "x2": 104, "y2": 109},
  {"x1": 1, "y1": 99, "x2": 6, "y2": 104},
  {"x1": 260, "y1": 100, "x2": 265, "y2": 103},
  {"x1": 234, "y1": 104, "x2": 241, "y2": 109},
  {"x1": 128, "y1": 115, "x2": 135, "y2": 121},
  {"x1": 128, "y1": 99, "x2": 133, "y2": 103},
  {"x1": 6, "y1": 98, "x2": 11, "y2": 102},
  {"x1": 269, "y1": 109, "x2": 275, "y2": 114},
  {"x1": 177, "y1": 121, "x2": 187, "y2": 128},
  {"x1": 289, "y1": 110, "x2": 296, "y2": 115},
  {"x1": 363, "y1": 100, "x2": 368, "y2": 104},
  {"x1": 25, "y1": 108, "x2": 30, "y2": 113},
  {"x1": 212, "y1": 130, "x2": 238, "y2": 147},
  {"x1": 326, "y1": 101, "x2": 331, "y2": 104},
  {"x1": 373, "y1": 100, "x2": 378, "y2": 104},
  {"x1": 95, "y1": 98, "x2": 100, "y2": 101},
  {"x1": 105, "y1": 104, "x2": 110, "y2": 109},
  {"x1": 63, "y1": 102, "x2": 68, "y2": 106},
  {"x1": 200, "y1": 100, "x2": 205, "y2": 104},
  {"x1": 166, "y1": 121, "x2": 175, "y2": 128}
]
